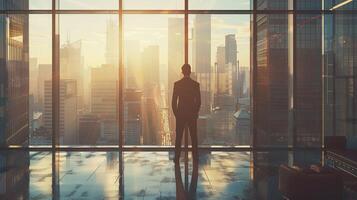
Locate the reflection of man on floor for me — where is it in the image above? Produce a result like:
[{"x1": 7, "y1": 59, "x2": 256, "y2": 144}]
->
[
  {"x1": 172, "y1": 64, "x2": 201, "y2": 163},
  {"x1": 175, "y1": 159, "x2": 199, "y2": 200}
]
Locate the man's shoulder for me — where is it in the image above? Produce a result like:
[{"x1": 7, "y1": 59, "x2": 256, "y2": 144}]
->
[
  {"x1": 175, "y1": 77, "x2": 199, "y2": 86},
  {"x1": 191, "y1": 79, "x2": 199, "y2": 86}
]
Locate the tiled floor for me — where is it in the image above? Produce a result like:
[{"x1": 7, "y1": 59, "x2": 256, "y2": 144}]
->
[{"x1": 0, "y1": 150, "x2": 356, "y2": 199}]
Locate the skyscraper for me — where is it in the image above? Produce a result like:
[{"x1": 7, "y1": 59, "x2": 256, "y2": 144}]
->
[
  {"x1": 91, "y1": 64, "x2": 117, "y2": 117},
  {"x1": 255, "y1": 0, "x2": 289, "y2": 146},
  {"x1": 0, "y1": 0, "x2": 29, "y2": 146},
  {"x1": 124, "y1": 89, "x2": 142, "y2": 145},
  {"x1": 193, "y1": 15, "x2": 211, "y2": 115},
  {"x1": 91, "y1": 64, "x2": 118, "y2": 144},
  {"x1": 106, "y1": 19, "x2": 119, "y2": 67},
  {"x1": 44, "y1": 80, "x2": 78, "y2": 145},
  {"x1": 295, "y1": 1, "x2": 322, "y2": 146},
  {"x1": 225, "y1": 34, "x2": 240, "y2": 98},
  {"x1": 60, "y1": 40, "x2": 85, "y2": 110},
  {"x1": 37, "y1": 64, "x2": 52, "y2": 111}
]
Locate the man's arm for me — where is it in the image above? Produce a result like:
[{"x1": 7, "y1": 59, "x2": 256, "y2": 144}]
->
[
  {"x1": 195, "y1": 83, "x2": 201, "y2": 114},
  {"x1": 172, "y1": 83, "x2": 178, "y2": 117}
]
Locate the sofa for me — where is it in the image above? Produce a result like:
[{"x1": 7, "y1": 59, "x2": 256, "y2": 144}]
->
[{"x1": 279, "y1": 164, "x2": 343, "y2": 200}]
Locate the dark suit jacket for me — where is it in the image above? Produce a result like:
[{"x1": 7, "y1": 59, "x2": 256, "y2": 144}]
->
[{"x1": 172, "y1": 77, "x2": 201, "y2": 119}]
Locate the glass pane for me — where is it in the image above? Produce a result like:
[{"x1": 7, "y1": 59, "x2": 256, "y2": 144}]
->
[
  {"x1": 256, "y1": 0, "x2": 288, "y2": 10},
  {"x1": 30, "y1": 0, "x2": 51, "y2": 10},
  {"x1": 57, "y1": 0, "x2": 118, "y2": 10},
  {"x1": 0, "y1": 0, "x2": 29, "y2": 10},
  {"x1": 295, "y1": 14, "x2": 322, "y2": 147},
  {"x1": 124, "y1": 14, "x2": 184, "y2": 145},
  {"x1": 59, "y1": 14, "x2": 119, "y2": 146},
  {"x1": 323, "y1": 13, "x2": 357, "y2": 141},
  {"x1": 0, "y1": 14, "x2": 30, "y2": 147},
  {"x1": 189, "y1": 15, "x2": 251, "y2": 146},
  {"x1": 29, "y1": 14, "x2": 52, "y2": 146},
  {"x1": 58, "y1": 151, "x2": 120, "y2": 199},
  {"x1": 189, "y1": 0, "x2": 251, "y2": 10},
  {"x1": 255, "y1": 14, "x2": 289, "y2": 147},
  {"x1": 124, "y1": 0, "x2": 183, "y2": 10},
  {"x1": 296, "y1": 0, "x2": 322, "y2": 10}
]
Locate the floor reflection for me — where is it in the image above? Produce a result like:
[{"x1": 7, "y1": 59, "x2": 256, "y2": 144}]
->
[{"x1": 0, "y1": 150, "x2": 354, "y2": 199}]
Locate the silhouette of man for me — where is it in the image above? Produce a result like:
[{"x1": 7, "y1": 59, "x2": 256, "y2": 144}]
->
[{"x1": 172, "y1": 64, "x2": 201, "y2": 163}]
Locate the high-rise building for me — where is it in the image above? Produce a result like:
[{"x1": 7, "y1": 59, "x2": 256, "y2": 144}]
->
[
  {"x1": 193, "y1": 15, "x2": 212, "y2": 115},
  {"x1": 124, "y1": 89, "x2": 142, "y2": 145},
  {"x1": 234, "y1": 109, "x2": 251, "y2": 145},
  {"x1": 142, "y1": 97, "x2": 161, "y2": 145},
  {"x1": 91, "y1": 64, "x2": 117, "y2": 117},
  {"x1": 78, "y1": 114, "x2": 100, "y2": 145},
  {"x1": 255, "y1": 0, "x2": 289, "y2": 146},
  {"x1": 324, "y1": 1, "x2": 357, "y2": 140},
  {"x1": 0, "y1": 0, "x2": 29, "y2": 146},
  {"x1": 91, "y1": 64, "x2": 118, "y2": 144},
  {"x1": 29, "y1": 58, "x2": 38, "y2": 103},
  {"x1": 44, "y1": 80, "x2": 78, "y2": 145},
  {"x1": 106, "y1": 19, "x2": 119, "y2": 67},
  {"x1": 37, "y1": 64, "x2": 51, "y2": 111},
  {"x1": 60, "y1": 40, "x2": 85, "y2": 110},
  {"x1": 225, "y1": 34, "x2": 240, "y2": 98},
  {"x1": 255, "y1": 0, "x2": 322, "y2": 147},
  {"x1": 295, "y1": 1, "x2": 322, "y2": 146}
]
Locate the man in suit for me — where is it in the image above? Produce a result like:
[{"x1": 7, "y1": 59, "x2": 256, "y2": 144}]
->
[{"x1": 172, "y1": 64, "x2": 201, "y2": 163}]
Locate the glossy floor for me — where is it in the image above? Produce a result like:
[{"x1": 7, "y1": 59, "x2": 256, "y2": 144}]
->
[{"x1": 0, "y1": 150, "x2": 355, "y2": 199}]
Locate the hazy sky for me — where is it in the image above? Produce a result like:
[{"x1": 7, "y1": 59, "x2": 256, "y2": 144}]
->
[
  {"x1": 29, "y1": 0, "x2": 250, "y2": 10},
  {"x1": 29, "y1": 1, "x2": 251, "y2": 72}
]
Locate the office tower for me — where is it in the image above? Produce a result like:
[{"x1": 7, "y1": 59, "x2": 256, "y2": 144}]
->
[
  {"x1": 0, "y1": 0, "x2": 29, "y2": 146},
  {"x1": 168, "y1": 17, "x2": 184, "y2": 133},
  {"x1": 239, "y1": 66, "x2": 250, "y2": 98},
  {"x1": 91, "y1": 64, "x2": 118, "y2": 143},
  {"x1": 215, "y1": 46, "x2": 229, "y2": 95},
  {"x1": 106, "y1": 19, "x2": 119, "y2": 67},
  {"x1": 79, "y1": 114, "x2": 100, "y2": 145},
  {"x1": 124, "y1": 89, "x2": 142, "y2": 145},
  {"x1": 142, "y1": 97, "x2": 161, "y2": 145},
  {"x1": 225, "y1": 34, "x2": 240, "y2": 98},
  {"x1": 37, "y1": 64, "x2": 52, "y2": 111},
  {"x1": 142, "y1": 45, "x2": 160, "y2": 97},
  {"x1": 255, "y1": 0, "x2": 289, "y2": 146},
  {"x1": 91, "y1": 64, "x2": 117, "y2": 117},
  {"x1": 126, "y1": 40, "x2": 142, "y2": 89},
  {"x1": 60, "y1": 40, "x2": 85, "y2": 110},
  {"x1": 44, "y1": 80, "x2": 78, "y2": 145},
  {"x1": 225, "y1": 34, "x2": 238, "y2": 66},
  {"x1": 234, "y1": 109, "x2": 251, "y2": 145},
  {"x1": 99, "y1": 118, "x2": 118, "y2": 144},
  {"x1": 324, "y1": 2, "x2": 357, "y2": 139},
  {"x1": 295, "y1": 1, "x2": 322, "y2": 146},
  {"x1": 193, "y1": 15, "x2": 211, "y2": 115},
  {"x1": 29, "y1": 58, "x2": 38, "y2": 103}
]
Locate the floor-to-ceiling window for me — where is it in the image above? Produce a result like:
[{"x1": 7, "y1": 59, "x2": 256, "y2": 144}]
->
[{"x1": 0, "y1": 0, "x2": 356, "y2": 149}]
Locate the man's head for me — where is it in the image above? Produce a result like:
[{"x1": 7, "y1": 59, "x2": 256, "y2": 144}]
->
[{"x1": 181, "y1": 64, "x2": 191, "y2": 76}]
